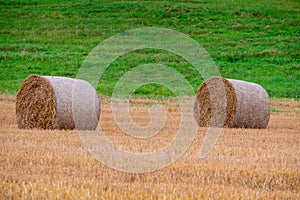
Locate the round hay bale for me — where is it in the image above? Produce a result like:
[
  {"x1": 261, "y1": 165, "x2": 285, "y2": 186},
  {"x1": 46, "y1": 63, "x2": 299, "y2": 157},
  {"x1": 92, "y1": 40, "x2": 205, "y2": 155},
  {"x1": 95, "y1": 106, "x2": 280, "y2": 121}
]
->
[
  {"x1": 195, "y1": 76, "x2": 270, "y2": 128},
  {"x1": 16, "y1": 74, "x2": 100, "y2": 130}
]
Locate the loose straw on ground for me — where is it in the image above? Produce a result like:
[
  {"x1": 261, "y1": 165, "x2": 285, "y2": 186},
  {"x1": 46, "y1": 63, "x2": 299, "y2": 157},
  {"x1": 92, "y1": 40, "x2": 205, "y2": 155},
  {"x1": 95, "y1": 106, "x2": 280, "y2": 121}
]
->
[
  {"x1": 195, "y1": 76, "x2": 270, "y2": 128},
  {"x1": 16, "y1": 74, "x2": 100, "y2": 130}
]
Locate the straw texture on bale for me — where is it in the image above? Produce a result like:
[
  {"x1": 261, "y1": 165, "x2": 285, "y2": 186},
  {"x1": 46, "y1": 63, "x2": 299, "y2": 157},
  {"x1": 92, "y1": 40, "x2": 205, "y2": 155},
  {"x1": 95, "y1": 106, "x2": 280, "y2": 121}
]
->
[
  {"x1": 195, "y1": 76, "x2": 270, "y2": 128},
  {"x1": 16, "y1": 75, "x2": 100, "y2": 130}
]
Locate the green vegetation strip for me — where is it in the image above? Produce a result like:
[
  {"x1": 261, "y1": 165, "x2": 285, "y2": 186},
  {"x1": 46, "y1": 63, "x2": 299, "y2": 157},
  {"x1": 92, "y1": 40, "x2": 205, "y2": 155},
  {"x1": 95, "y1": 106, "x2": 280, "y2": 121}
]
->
[{"x1": 0, "y1": 0, "x2": 299, "y2": 98}]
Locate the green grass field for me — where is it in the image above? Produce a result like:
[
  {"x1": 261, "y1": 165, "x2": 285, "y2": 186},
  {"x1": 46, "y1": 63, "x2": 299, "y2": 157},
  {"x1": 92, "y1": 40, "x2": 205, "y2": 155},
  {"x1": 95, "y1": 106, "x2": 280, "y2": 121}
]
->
[{"x1": 0, "y1": 0, "x2": 299, "y2": 98}]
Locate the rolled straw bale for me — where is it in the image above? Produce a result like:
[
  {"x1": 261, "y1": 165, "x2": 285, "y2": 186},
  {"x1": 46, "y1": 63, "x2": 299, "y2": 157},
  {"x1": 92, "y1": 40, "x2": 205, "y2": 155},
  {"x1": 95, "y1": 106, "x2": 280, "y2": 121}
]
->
[
  {"x1": 195, "y1": 76, "x2": 270, "y2": 128},
  {"x1": 16, "y1": 74, "x2": 100, "y2": 130}
]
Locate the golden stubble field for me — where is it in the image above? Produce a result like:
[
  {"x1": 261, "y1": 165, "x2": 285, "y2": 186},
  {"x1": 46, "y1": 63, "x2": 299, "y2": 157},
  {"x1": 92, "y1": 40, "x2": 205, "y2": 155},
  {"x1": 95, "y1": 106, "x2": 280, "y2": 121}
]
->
[{"x1": 0, "y1": 95, "x2": 299, "y2": 199}]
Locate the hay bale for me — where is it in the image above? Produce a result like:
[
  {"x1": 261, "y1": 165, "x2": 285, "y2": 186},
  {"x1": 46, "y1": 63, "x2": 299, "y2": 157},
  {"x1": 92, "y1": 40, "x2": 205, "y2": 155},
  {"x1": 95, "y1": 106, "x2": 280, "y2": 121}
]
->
[
  {"x1": 16, "y1": 74, "x2": 100, "y2": 130},
  {"x1": 195, "y1": 76, "x2": 270, "y2": 128}
]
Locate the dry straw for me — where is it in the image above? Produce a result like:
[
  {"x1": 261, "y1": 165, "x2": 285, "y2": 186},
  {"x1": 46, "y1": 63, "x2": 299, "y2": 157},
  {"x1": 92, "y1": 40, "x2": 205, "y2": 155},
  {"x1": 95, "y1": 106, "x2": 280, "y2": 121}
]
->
[
  {"x1": 16, "y1": 74, "x2": 100, "y2": 130},
  {"x1": 195, "y1": 76, "x2": 270, "y2": 128}
]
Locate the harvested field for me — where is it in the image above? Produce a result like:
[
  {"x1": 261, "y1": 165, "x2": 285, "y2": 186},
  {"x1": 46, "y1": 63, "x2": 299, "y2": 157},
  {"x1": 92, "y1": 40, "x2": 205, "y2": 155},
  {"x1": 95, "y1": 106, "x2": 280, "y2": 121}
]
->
[{"x1": 0, "y1": 95, "x2": 299, "y2": 199}]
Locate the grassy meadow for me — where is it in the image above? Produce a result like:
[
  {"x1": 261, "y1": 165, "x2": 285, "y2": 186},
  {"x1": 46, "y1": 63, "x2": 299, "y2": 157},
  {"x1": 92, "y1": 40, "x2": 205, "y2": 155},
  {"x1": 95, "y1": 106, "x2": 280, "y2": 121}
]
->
[{"x1": 0, "y1": 0, "x2": 299, "y2": 98}]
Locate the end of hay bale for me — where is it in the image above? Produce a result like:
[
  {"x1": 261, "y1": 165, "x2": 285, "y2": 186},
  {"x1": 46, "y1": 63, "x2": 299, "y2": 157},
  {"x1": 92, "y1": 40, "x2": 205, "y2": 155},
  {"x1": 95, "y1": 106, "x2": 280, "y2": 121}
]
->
[
  {"x1": 195, "y1": 76, "x2": 237, "y2": 127},
  {"x1": 16, "y1": 74, "x2": 56, "y2": 129}
]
